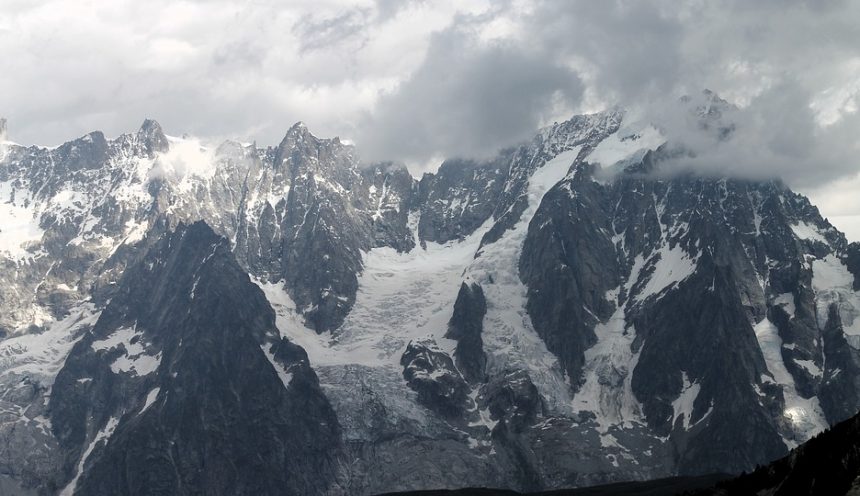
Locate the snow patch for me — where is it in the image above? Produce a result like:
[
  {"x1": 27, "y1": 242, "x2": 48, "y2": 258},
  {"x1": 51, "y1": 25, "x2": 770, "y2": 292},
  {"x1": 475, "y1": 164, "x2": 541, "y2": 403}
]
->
[
  {"x1": 467, "y1": 388, "x2": 498, "y2": 431},
  {"x1": 123, "y1": 218, "x2": 149, "y2": 244},
  {"x1": 60, "y1": 416, "x2": 119, "y2": 496},
  {"x1": 262, "y1": 344, "x2": 293, "y2": 390},
  {"x1": 370, "y1": 179, "x2": 393, "y2": 221},
  {"x1": 586, "y1": 124, "x2": 665, "y2": 178},
  {"x1": 773, "y1": 292, "x2": 797, "y2": 319},
  {"x1": 0, "y1": 304, "x2": 99, "y2": 380},
  {"x1": 791, "y1": 222, "x2": 828, "y2": 244},
  {"x1": 633, "y1": 243, "x2": 698, "y2": 303},
  {"x1": 139, "y1": 387, "x2": 160, "y2": 414},
  {"x1": 91, "y1": 325, "x2": 161, "y2": 376},
  {"x1": 753, "y1": 317, "x2": 828, "y2": 447},
  {"x1": 812, "y1": 255, "x2": 860, "y2": 348},
  {"x1": 0, "y1": 181, "x2": 44, "y2": 261},
  {"x1": 571, "y1": 297, "x2": 642, "y2": 431},
  {"x1": 110, "y1": 352, "x2": 161, "y2": 376},
  {"x1": 671, "y1": 373, "x2": 702, "y2": 430},
  {"x1": 794, "y1": 359, "x2": 823, "y2": 378}
]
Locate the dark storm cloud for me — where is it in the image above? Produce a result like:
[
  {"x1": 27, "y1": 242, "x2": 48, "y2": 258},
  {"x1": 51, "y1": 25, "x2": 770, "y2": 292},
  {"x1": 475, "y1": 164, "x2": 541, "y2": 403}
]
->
[
  {"x1": 355, "y1": 25, "x2": 585, "y2": 163},
  {"x1": 528, "y1": 0, "x2": 686, "y2": 104}
]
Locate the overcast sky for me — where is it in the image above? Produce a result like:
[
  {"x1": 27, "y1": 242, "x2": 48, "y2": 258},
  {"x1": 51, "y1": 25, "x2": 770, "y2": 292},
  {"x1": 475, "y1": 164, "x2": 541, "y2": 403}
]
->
[{"x1": 2, "y1": 0, "x2": 860, "y2": 237}]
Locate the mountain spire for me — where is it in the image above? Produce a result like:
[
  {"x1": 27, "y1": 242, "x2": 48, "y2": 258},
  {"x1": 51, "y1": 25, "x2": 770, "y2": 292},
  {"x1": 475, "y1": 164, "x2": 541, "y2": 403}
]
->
[
  {"x1": 0, "y1": 117, "x2": 7, "y2": 142},
  {"x1": 137, "y1": 118, "x2": 169, "y2": 154}
]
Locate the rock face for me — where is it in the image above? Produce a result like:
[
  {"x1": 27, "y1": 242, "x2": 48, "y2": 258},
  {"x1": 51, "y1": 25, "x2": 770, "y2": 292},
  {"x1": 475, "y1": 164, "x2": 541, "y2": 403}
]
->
[
  {"x1": 416, "y1": 157, "x2": 507, "y2": 244},
  {"x1": 446, "y1": 282, "x2": 488, "y2": 383},
  {"x1": 520, "y1": 157, "x2": 840, "y2": 474},
  {"x1": 2, "y1": 94, "x2": 860, "y2": 495},
  {"x1": 401, "y1": 340, "x2": 473, "y2": 419},
  {"x1": 50, "y1": 221, "x2": 343, "y2": 496},
  {"x1": 846, "y1": 243, "x2": 860, "y2": 290}
]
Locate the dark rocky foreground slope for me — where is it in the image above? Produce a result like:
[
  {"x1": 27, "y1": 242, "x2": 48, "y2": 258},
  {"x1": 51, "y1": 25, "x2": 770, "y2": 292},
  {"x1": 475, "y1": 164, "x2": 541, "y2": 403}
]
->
[
  {"x1": 1, "y1": 92, "x2": 860, "y2": 494},
  {"x1": 692, "y1": 409, "x2": 860, "y2": 495},
  {"x1": 376, "y1": 474, "x2": 730, "y2": 495},
  {"x1": 50, "y1": 221, "x2": 344, "y2": 495}
]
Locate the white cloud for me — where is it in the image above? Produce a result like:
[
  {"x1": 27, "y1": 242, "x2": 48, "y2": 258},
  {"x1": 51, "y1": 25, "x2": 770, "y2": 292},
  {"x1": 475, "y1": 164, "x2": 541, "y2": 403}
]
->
[{"x1": 0, "y1": 0, "x2": 488, "y2": 146}]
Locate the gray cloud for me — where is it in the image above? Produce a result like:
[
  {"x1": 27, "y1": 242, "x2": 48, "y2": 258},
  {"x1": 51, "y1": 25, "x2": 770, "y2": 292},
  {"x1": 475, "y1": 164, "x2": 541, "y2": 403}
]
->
[
  {"x1": 374, "y1": 0, "x2": 427, "y2": 22},
  {"x1": 526, "y1": 0, "x2": 860, "y2": 188},
  {"x1": 528, "y1": 0, "x2": 686, "y2": 104},
  {"x1": 641, "y1": 83, "x2": 860, "y2": 187},
  {"x1": 292, "y1": 9, "x2": 370, "y2": 53},
  {"x1": 0, "y1": 0, "x2": 469, "y2": 146},
  {"x1": 355, "y1": 24, "x2": 584, "y2": 163}
]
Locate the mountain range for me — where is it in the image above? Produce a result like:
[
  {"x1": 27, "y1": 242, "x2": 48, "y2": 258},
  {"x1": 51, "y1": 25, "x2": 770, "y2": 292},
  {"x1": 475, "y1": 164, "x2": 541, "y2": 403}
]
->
[{"x1": 1, "y1": 91, "x2": 860, "y2": 495}]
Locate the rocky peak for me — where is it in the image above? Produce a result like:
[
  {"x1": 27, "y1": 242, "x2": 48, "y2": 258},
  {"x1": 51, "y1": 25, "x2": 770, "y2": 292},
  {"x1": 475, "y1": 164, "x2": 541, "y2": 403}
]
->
[
  {"x1": 150, "y1": 220, "x2": 227, "y2": 273},
  {"x1": 288, "y1": 120, "x2": 308, "y2": 133},
  {"x1": 680, "y1": 88, "x2": 732, "y2": 108},
  {"x1": 538, "y1": 108, "x2": 624, "y2": 148},
  {"x1": 277, "y1": 121, "x2": 315, "y2": 153},
  {"x1": 677, "y1": 89, "x2": 737, "y2": 139},
  {"x1": 272, "y1": 121, "x2": 360, "y2": 182},
  {"x1": 137, "y1": 118, "x2": 169, "y2": 155},
  {"x1": 0, "y1": 117, "x2": 7, "y2": 141},
  {"x1": 51, "y1": 130, "x2": 110, "y2": 172},
  {"x1": 49, "y1": 220, "x2": 344, "y2": 495}
]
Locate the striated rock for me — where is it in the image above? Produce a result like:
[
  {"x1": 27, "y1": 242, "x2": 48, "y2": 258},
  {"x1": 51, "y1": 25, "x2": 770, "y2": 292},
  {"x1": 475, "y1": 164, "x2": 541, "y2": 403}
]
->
[{"x1": 446, "y1": 282, "x2": 488, "y2": 383}]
